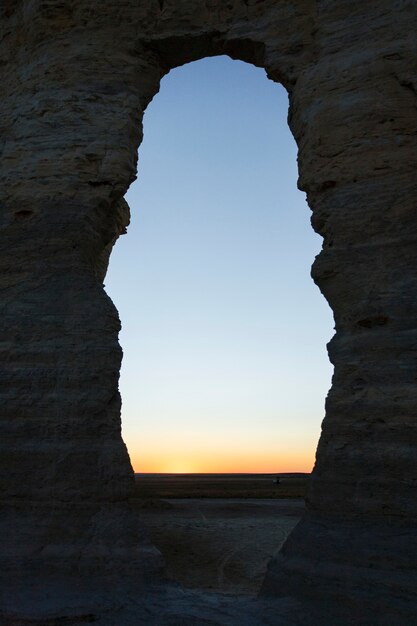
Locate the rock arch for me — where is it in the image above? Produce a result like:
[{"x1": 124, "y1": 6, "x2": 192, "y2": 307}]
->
[{"x1": 0, "y1": 1, "x2": 416, "y2": 622}]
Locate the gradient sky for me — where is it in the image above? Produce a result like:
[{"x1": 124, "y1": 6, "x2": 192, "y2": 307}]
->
[{"x1": 105, "y1": 56, "x2": 334, "y2": 474}]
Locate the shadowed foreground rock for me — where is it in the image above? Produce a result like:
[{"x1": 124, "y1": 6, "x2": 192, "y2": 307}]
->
[{"x1": 0, "y1": 0, "x2": 416, "y2": 623}]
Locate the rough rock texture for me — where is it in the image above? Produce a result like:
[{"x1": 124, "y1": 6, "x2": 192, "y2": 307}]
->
[{"x1": 0, "y1": 0, "x2": 416, "y2": 623}]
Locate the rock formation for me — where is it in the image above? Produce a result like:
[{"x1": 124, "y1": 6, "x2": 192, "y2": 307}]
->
[{"x1": 0, "y1": 0, "x2": 416, "y2": 623}]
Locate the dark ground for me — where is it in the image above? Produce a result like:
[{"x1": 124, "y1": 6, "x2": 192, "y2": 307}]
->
[{"x1": 131, "y1": 473, "x2": 307, "y2": 594}]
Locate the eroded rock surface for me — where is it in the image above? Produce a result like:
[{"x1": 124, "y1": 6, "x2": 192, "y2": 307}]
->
[{"x1": 0, "y1": 0, "x2": 416, "y2": 623}]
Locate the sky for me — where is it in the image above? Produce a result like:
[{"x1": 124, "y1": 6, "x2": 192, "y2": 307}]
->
[{"x1": 105, "y1": 56, "x2": 334, "y2": 474}]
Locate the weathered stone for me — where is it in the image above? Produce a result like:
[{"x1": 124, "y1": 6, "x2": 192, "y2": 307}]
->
[{"x1": 0, "y1": 0, "x2": 416, "y2": 623}]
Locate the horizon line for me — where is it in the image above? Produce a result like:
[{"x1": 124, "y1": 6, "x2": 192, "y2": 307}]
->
[{"x1": 134, "y1": 471, "x2": 311, "y2": 475}]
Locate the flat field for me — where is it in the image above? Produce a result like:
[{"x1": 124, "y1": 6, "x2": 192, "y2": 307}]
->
[
  {"x1": 132, "y1": 473, "x2": 307, "y2": 594},
  {"x1": 134, "y1": 472, "x2": 308, "y2": 499}
]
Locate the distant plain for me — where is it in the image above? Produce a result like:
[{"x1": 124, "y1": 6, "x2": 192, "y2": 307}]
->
[{"x1": 133, "y1": 473, "x2": 307, "y2": 593}]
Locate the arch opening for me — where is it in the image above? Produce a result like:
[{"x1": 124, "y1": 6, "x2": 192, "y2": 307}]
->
[{"x1": 105, "y1": 55, "x2": 334, "y2": 594}]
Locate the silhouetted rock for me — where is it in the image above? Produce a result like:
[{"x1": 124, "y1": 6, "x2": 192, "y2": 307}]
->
[{"x1": 0, "y1": 1, "x2": 416, "y2": 623}]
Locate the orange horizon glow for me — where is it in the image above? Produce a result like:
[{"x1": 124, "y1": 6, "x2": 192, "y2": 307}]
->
[
  {"x1": 130, "y1": 450, "x2": 315, "y2": 475},
  {"x1": 125, "y1": 405, "x2": 320, "y2": 475}
]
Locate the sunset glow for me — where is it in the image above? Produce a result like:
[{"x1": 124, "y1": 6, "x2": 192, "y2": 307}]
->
[
  {"x1": 127, "y1": 417, "x2": 318, "y2": 474},
  {"x1": 130, "y1": 449, "x2": 315, "y2": 475}
]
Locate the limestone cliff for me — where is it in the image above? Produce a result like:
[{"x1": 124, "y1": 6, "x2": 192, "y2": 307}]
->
[{"x1": 0, "y1": 1, "x2": 416, "y2": 623}]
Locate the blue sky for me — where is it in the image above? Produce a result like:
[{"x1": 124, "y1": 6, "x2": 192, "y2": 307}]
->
[{"x1": 105, "y1": 56, "x2": 334, "y2": 473}]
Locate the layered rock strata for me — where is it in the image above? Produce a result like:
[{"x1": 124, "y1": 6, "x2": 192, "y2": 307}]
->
[{"x1": 0, "y1": 0, "x2": 416, "y2": 622}]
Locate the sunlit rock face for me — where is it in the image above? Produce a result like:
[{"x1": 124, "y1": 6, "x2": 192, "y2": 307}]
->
[{"x1": 0, "y1": 1, "x2": 416, "y2": 623}]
